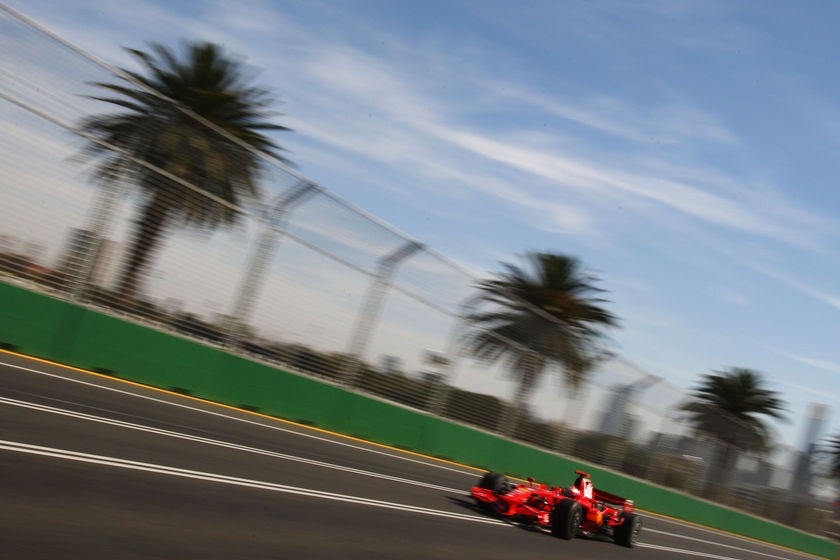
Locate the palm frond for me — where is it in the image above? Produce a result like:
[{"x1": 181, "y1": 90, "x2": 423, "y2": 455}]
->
[
  {"x1": 462, "y1": 252, "x2": 617, "y2": 400},
  {"x1": 681, "y1": 368, "x2": 787, "y2": 452},
  {"x1": 76, "y1": 40, "x2": 291, "y2": 299}
]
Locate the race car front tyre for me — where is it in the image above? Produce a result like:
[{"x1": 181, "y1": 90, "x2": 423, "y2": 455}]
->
[
  {"x1": 477, "y1": 472, "x2": 509, "y2": 494},
  {"x1": 550, "y1": 499, "x2": 582, "y2": 540},
  {"x1": 613, "y1": 513, "x2": 642, "y2": 548}
]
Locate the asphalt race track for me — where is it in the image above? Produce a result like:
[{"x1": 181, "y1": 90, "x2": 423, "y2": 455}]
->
[{"x1": 0, "y1": 352, "x2": 823, "y2": 559}]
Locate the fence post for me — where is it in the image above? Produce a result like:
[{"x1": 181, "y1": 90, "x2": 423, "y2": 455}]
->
[
  {"x1": 343, "y1": 240, "x2": 423, "y2": 385},
  {"x1": 225, "y1": 180, "x2": 320, "y2": 343}
]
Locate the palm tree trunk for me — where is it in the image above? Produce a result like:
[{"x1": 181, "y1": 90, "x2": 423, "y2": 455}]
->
[
  {"x1": 498, "y1": 382, "x2": 531, "y2": 436},
  {"x1": 500, "y1": 353, "x2": 539, "y2": 437},
  {"x1": 705, "y1": 441, "x2": 739, "y2": 501},
  {"x1": 116, "y1": 193, "x2": 170, "y2": 302}
]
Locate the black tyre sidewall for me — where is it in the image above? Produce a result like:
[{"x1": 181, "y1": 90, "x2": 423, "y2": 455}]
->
[
  {"x1": 477, "y1": 472, "x2": 509, "y2": 493},
  {"x1": 551, "y1": 500, "x2": 582, "y2": 540},
  {"x1": 614, "y1": 513, "x2": 642, "y2": 548}
]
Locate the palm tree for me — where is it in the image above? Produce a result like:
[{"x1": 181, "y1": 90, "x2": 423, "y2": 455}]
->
[
  {"x1": 462, "y1": 252, "x2": 618, "y2": 433},
  {"x1": 680, "y1": 368, "x2": 786, "y2": 496},
  {"x1": 77, "y1": 41, "x2": 290, "y2": 301}
]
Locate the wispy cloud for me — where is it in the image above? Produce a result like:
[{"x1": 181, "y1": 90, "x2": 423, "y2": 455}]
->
[
  {"x1": 491, "y1": 85, "x2": 741, "y2": 147},
  {"x1": 756, "y1": 266, "x2": 840, "y2": 312},
  {"x1": 777, "y1": 379, "x2": 840, "y2": 405},
  {"x1": 781, "y1": 353, "x2": 840, "y2": 376},
  {"x1": 229, "y1": 20, "x2": 831, "y2": 252},
  {"x1": 599, "y1": 0, "x2": 759, "y2": 52}
]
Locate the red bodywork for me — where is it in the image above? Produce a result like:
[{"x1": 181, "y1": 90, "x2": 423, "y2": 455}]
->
[{"x1": 471, "y1": 470, "x2": 636, "y2": 538}]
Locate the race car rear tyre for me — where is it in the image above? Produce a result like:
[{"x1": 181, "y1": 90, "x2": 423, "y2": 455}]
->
[
  {"x1": 550, "y1": 499, "x2": 582, "y2": 540},
  {"x1": 613, "y1": 513, "x2": 642, "y2": 548},
  {"x1": 477, "y1": 472, "x2": 509, "y2": 494}
]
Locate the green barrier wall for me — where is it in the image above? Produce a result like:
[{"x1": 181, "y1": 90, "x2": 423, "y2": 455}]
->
[{"x1": 1, "y1": 280, "x2": 837, "y2": 559}]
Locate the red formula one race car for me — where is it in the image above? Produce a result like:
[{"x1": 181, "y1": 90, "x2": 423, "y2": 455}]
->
[{"x1": 471, "y1": 469, "x2": 642, "y2": 548}]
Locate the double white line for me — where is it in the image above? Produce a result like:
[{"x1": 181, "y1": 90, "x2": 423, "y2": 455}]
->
[
  {"x1": 0, "y1": 438, "x2": 506, "y2": 525},
  {"x1": 1, "y1": 395, "x2": 503, "y2": 526},
  {"x1": 1, "y1": 395, "x2": 464, "y2": 493}
]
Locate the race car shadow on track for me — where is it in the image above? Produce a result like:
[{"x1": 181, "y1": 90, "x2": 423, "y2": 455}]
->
[{"x1": 447, "y1": 494, "x2": 485, "y2": 513}]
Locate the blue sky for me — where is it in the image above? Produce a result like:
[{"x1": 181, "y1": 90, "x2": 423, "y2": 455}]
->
[{"x1": 4, "y1": 0, "x2": 840, "y2": 455}]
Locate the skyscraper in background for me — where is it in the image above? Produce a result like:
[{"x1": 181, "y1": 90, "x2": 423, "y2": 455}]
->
[{"x1": 790, "y1": 403, "x2": 830, "y2": 496}]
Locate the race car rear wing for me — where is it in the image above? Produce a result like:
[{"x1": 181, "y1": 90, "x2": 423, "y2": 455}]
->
[{"x1": 593, "y1": 489, "x2": 635, "y2": 513}]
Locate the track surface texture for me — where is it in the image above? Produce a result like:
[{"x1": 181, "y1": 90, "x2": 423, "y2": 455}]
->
[{"x1": 0, "y1": 353, "x2": 822, "y2": 559}]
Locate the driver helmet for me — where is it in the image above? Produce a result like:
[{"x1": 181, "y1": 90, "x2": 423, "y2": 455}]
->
[{"x1": 563, "y1": 485, "x2": 580, "y2": 498}]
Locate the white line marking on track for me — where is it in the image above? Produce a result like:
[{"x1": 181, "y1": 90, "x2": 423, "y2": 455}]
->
[
  {"x1": 4, "y1": 438, "x2": 794, "y2": 560},
  {"x1": 645, "y1": 528, "x2": 801, "y2": 560},
  {"x1": 0, "y1": 395, "x2": 465, "y2": 494},
  {"x1": 0, "y1": 359, "x2": 477, "y2": 476},
  {"x1": 2, "y1": 357, "x2": 820, "y2": 560},
  {"x1": 638, "y1": 542, "x2": 747, "y2": 559},
  {"x1": 0, "y1": 440, "x2": 504, "y2": 526}
]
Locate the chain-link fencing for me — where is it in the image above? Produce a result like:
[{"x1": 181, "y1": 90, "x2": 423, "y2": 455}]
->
[{"x1": 1, "y1": 3, "x2": 834, "y2": 535}]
